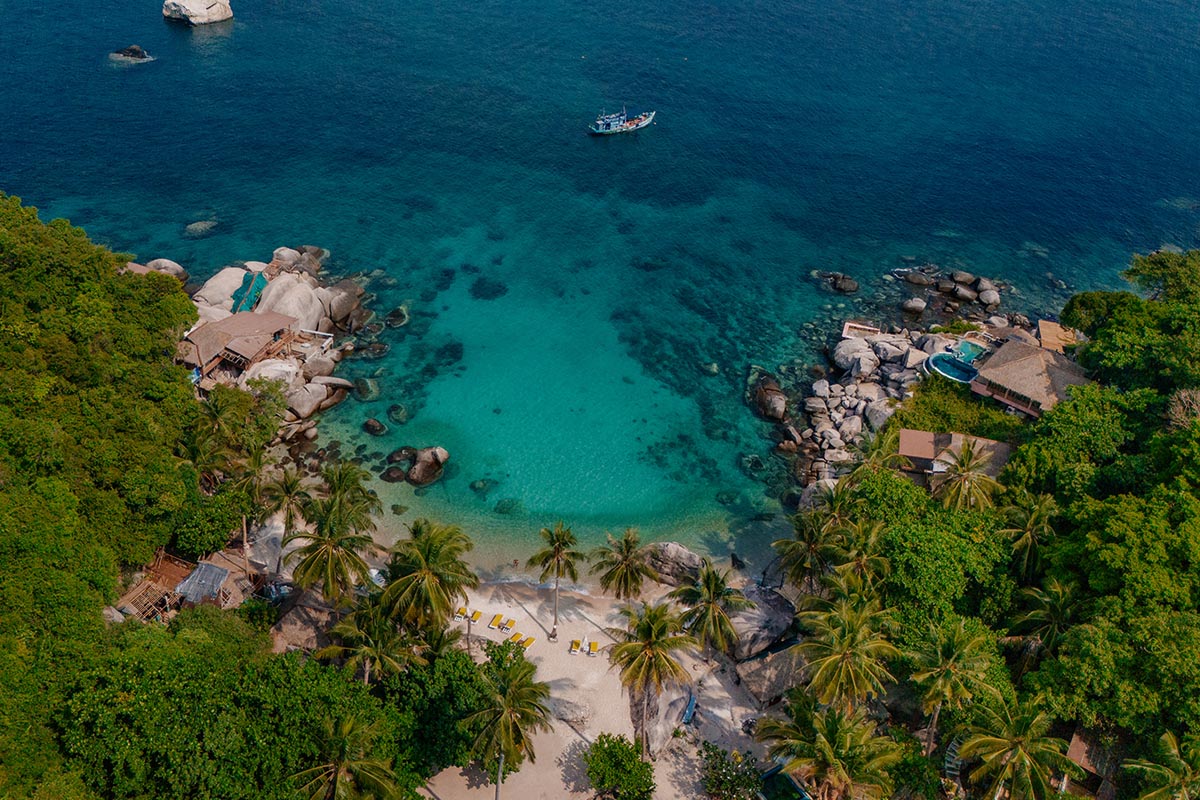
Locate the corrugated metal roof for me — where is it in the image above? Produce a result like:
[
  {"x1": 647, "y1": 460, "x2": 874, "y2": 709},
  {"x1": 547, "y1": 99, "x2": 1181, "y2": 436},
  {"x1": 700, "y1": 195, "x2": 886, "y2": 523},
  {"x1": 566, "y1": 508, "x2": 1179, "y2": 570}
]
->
[{"x1": 175, "y1": 562, "x2": 229, "y2": 604}]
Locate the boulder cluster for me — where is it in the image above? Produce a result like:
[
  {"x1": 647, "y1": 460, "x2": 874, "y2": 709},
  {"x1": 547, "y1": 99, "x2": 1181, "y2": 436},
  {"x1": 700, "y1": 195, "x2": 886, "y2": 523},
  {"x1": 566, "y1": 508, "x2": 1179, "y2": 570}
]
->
[
  {"x1": 186, "y1": 245, "x2": 371, "y2": 433},
  {"x1": 379, "y1": 446, "x2": 451, "y2": 488},
  {"x1": 898, "y1": 268, "x2": 1005, "y2": 317}
]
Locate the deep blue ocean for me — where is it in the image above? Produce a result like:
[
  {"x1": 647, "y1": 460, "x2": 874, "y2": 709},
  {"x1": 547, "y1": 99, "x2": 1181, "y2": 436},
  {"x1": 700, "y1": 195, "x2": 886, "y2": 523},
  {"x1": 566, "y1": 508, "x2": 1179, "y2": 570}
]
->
[{"x1": 3, "y1": 0, "x2": 1199, "y2": 572}]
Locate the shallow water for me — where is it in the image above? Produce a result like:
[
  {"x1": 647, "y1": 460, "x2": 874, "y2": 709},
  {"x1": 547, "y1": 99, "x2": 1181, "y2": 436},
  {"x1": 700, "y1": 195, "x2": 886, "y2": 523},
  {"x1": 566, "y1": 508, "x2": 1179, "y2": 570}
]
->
[{"x1": 3, "y1": 0, "x2": 1199, "y2": 571}]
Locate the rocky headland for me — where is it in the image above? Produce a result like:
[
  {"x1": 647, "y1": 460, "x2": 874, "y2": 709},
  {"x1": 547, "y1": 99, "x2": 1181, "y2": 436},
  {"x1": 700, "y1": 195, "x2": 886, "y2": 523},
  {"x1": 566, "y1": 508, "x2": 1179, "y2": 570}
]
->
[{"x1": 749, "y1": 265, "x2": 1038, "y2": 508}]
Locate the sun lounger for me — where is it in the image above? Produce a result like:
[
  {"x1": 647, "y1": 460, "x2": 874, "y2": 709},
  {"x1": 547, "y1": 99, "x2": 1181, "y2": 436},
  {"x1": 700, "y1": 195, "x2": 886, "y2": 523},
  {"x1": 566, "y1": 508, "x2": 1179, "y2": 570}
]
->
[
  {"x1": 569, "y1": 639, "x2": 582, "y2": 654},
  {"x1": 487, "y1": 613, "x2": 503, "y2": 629},
  {"x1": 508, "y1": 632, "x2": 523, "y2": 643},
  {"x1": 588, "y1": 641, "x2": 600, "y2": 657},
  {"x1": 520, "y1": 637, "x2": 535, "y2": 649},
  {"x1": 454, "y1": 606, "x2": 467, "y2": 621},
  {"x1": 500, "y1": 618, "x2": 516, "y2": 632},
  {"x1": 469, "y1": 611, "x2": 482, "y2": 624}
]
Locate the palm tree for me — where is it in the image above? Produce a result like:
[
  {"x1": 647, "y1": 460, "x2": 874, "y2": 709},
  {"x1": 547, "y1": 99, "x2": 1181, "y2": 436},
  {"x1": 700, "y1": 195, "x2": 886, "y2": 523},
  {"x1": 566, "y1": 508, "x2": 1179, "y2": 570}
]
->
[
  {"x1": 846, "y1": 426, "x2": 911, "y2": 486},
  {"x1": 1000, "y1": 491, "x2": 1058, "y2": 584},
  {"x1": 174, "y1": 425, "x2": 231, "y2": 494},
  {"x1": 321, "y1": 460, "x2": 381, "y2": 534},
  {"x1": 1124, "y1": 731, "x2": 1200, "y2": 800},
  {"x1": 526, "y1": 521, "x2": 585, "y2": 641},
  {"x1": 960, "y1": 697, "x2": 1080, "y2": 800},
  {"x1": 909, "y1": 619, "x2": 994, "y2": 755},
  {"x1": 831, "y1": 519, "x2": 890, "y2": 583},
  {"x1": 1004, "y1": 577, "x2": 1079, "y2": 673},
  {"x1": 466, "y1": 657, "x2": 553, "y2": 800},
  {"x1": 816, "y1": 482, "x2": 861, "y2": 533},
  {"x1": 607, "y1": 602, "x2": 697, "y2": 759},
  {"x1": 285, "y1": 497, "x2": 377, "y2": 608},
  {"x1": 418, "y1": 621, "x2": 463, "y2": 660},
  {"x1": 199, "y1": 389, "x2": 241, "y2": 439},
  {"x1": 291, "y1": 714, "x2": 399, "y2": 800},
  {"x1": 668, "y1": 558, "x2": 755, "y2": 661},
  {"x1": 590, "y1": 527, "x2": 659, "y2": 602},
  {"x1": 933, "y1": 439, "x2": 1001, "y2": 511},
  {"x1": 756, "y1": 697, "x2": 902, "y2": 800},
  {"x1": 262, "y1": 466, "x2": 312, "y2": 571},
  {"x1": 794, "y1": 602, "x2": 899, "y2": 712},
  {"x1": 229, "y1": 442, "x2": 274, "y2": 576},
  {"x1": 384, "y1": 518, "x2": 479, "y2": 630},
  {"x1": 773, "y1": 511, "x2": 843, "y2": 595},
  {"x1": 315, "y1": 597, "x2": 427, "y2": 685}
]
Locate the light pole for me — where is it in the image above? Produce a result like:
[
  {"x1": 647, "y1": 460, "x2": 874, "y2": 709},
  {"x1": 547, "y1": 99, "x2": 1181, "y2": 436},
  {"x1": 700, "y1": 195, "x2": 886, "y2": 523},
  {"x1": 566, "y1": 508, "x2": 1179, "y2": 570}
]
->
[{"x1": 466, "y1": 611, "x2": 473, "y2": 657}]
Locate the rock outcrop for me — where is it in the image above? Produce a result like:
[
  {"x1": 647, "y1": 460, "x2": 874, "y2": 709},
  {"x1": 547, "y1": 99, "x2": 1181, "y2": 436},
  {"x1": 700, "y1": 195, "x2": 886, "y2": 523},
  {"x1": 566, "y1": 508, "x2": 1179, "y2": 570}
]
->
[
  {"x1": 407, "y1": 446, "x2": 449, "y2": 486},
  {"x1": 162, "y1": 0, "x2": 233, "y2": 25},
  {"x1": 729, "y1": 585, "x2": 796, "y2": 661},
  {"x1": 645, "y1": 542, "x2": 703, "y2": 587}
]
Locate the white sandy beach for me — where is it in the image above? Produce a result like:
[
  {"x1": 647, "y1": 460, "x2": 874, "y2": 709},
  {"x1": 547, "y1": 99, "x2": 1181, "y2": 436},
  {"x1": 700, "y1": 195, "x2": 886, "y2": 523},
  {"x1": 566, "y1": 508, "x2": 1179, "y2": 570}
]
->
[{"x1": 420, "y1": 580, "x2": 773, "y2": 800}]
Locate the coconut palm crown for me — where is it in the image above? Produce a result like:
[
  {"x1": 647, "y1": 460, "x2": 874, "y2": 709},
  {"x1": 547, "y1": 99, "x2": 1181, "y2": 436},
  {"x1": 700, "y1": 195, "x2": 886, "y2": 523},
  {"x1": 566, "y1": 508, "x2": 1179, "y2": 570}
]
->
[
  {"x1": 667, "y1": 558, "x2": 755, "y2": 660},
  {"x1": 526, "y1": 521, "x2": 586, "y2": 640},
  {"x1": 384, "y1": 518, "x2": 479, "y2": 629},
  {"x1": 590, "y1": 527, "x2": 659, "y2": 602}
]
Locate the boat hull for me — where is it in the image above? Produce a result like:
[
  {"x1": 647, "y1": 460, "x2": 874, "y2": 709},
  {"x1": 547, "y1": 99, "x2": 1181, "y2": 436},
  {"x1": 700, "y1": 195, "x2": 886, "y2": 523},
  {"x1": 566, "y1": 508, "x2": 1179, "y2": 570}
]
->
[{"x1": 589, "y1": 110, "x2": 655, "y2": 135}]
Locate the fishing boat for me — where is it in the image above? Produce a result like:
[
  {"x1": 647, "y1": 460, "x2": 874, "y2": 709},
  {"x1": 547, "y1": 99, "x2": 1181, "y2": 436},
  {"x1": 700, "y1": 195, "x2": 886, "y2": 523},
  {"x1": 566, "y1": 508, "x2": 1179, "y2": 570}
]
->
[{"x1": 589, "y1": 107, "x2": 655, "y2": 135}]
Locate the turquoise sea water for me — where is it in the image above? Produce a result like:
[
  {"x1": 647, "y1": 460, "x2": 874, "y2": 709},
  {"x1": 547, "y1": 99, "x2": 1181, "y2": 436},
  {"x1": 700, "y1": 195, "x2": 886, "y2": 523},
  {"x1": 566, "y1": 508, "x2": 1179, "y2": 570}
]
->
[{"x1": 3, "y1": 0, "x2": 1200, "y2": 572}]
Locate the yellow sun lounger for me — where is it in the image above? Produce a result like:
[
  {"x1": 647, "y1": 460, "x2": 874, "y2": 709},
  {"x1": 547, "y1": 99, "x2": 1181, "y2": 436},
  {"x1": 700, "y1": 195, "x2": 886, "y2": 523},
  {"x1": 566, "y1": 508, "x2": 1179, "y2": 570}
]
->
[
  {"x1": 520, "y1": 637, "x2": 535, "y2": 649},
  {"x1": 588, "y1": 641, "x2": 600, "y2": 657},
  {"x1": 500, "y1": 618, "x2": 516, "y2": 632},
  {"x1": 469, "y1": 611, "x2": 482, "y2": 624},
  {"x1": 454, "y1": 607, "x2": 467, "y2": 621},
  {"x1": 487, "y1": 613, "x2": 504, "y2": 629},
  {"x1": 508, "y1": 632, "x2": 523, "y2": 644},
  {"x1": 569, "y1": 639, "x2": 582, "y2": 654}
]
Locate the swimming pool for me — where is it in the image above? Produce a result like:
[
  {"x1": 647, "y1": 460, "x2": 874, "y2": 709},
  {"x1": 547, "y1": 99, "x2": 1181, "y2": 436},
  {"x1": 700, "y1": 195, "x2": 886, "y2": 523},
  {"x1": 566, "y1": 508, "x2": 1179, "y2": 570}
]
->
[
  {"x1": 954, "y1": 340, "x2": 987, "y2": 363},
  {"x1": 927, "y1": 352, "x2": 980, "y2": 383}
]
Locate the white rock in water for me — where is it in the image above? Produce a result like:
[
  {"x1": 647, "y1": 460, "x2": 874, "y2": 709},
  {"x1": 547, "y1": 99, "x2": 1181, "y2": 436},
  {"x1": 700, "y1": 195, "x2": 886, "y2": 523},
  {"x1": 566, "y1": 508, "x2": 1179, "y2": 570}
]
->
[
  {"x1": 811, "y1": 379, "x2": 831, "y2": 398},
  {"x1": 163, "y1": 0, "x2": 233, "y2": 24},
  {"x1": 832, "y1": 337, "x2": 873, "y2": 370},
  {"x1": 257, "y1": 271, "x2": 327, "y2": 331},
  {"x1": 979, "y1": 289, "x2": 1001, "y2": 307}
]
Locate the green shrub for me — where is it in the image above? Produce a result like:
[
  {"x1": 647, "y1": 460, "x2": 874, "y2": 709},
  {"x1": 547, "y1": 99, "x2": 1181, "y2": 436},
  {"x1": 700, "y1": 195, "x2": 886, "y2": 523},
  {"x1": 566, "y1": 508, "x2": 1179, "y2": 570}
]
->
[
  {"x1": 699, "y1": 741, "x2": 761, "y2": 800},
  {"x1": 583, "y1": 733, "x2": 655, "y2": 800}
]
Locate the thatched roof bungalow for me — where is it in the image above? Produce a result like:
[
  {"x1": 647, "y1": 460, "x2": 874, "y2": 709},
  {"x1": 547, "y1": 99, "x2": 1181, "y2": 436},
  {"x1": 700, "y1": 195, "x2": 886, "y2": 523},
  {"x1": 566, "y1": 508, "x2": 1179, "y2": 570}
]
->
[
  {"x1": 970, "y1": 338, "x2": 1091, "y2": 417},
  {"x1": 177, "y1": 310, "x2": 299, "y2": 384}
]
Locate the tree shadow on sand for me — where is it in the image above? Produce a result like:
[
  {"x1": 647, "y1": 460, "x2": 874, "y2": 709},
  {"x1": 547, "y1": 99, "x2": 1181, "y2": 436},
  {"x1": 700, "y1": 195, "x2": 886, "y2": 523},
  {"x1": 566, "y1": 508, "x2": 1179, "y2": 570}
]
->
[{"x1": 557, "y1": 739, "x2": 592, "y2": 794}]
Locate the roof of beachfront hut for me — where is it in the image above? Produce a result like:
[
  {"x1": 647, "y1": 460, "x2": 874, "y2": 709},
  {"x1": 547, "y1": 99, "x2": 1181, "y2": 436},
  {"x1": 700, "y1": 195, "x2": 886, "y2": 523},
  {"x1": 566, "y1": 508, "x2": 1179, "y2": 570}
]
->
[
  {"x1": 973, "y1": 339, "x2": 1090, "y2": 414},
  {"x1": 898, "y1": 429, "x2": 1012, "y2": 478},
  {"x1": 174, "y1": 562, "x2": 230, "y2": 605},
  {"x1": 178, "y1": 310, "x2": 298, "y2": 369},
  {"x1": 1038, "y1": 320, "x2": 1082, "y2": 354},
  {"x1": 1066, "y1": 728, "x2": 1121, "y2": 800}
]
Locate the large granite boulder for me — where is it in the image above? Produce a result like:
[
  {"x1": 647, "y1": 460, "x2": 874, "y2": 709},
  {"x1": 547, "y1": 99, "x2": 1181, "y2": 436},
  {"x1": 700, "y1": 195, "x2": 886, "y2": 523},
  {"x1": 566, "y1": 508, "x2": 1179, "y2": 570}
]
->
[
  {"x1": 645, "y1": 542, "x2": 703, "y2": 587},
  {"x1": 832, "y1": 337, "x2": 873, "y2": 371},
  {"x1": 240, "y1": 357, "x2": 303, "y2": 389},
  {"x1": 754, "y1": 375, "x2": 788, "y2": 421},
  {"x1": 146, "y1": 257, "x2": 188, "y2": 282},
  {"x1": 302, "y1": 354, "x2": 337, "y2": 379},
  {"x1": 318, "y1": 279, "x2": 363, "y2": 327},
  {"x1": 865, "y1": 399, "x2": 898, "y2": 430},
  {"x1": 162, "y1": 0, "x2": 233, "y2": 24},
  {"x1": 193, "y1": 266, "x2": 248, "y2": 310},
  {"x1": 730, "y1": 585, "x2": 796, "y2": 661},
  {"x1": 257, "y1": 271, "x2": 326, "y2": 331},
  {"x1": 548, "y1": 697, "x2": 592, "y2": 726},
  {"x1": 408, "y1": 446, "x2": 449, "y2": 486},
  {"x1": 285, "y1": 384, "x2": 329, "y2": 419},
  {"x1": 979, "y1": 289, "x2": 1001, "y2": 307}
]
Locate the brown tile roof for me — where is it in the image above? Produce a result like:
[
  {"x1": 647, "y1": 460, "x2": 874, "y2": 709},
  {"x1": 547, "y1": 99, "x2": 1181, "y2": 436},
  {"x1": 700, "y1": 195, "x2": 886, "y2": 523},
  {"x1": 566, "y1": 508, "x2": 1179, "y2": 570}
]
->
[
  {"x1": 974, "y1": 339, "x2": 1090, "y2": 412},
  {"x1": 181, "y1": 311, "x2": 298, "y2": 367},
  {"x1": 898, "y1": 429, "x2": 1012, "y2": 478}
]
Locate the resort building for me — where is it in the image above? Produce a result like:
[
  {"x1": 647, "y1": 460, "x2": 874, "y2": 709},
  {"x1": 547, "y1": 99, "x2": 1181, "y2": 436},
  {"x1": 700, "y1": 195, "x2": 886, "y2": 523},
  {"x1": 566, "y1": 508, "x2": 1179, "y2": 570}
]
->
[
  {"x1": 1037, "y1": 319, "x2": 1083, "y2": 354},
  {"x1": 1063, "y1": 728, "x2": 1121, "y2": 800},
  {"x1": 897, "y1": 428, "x2": 1012, "y2": 489},
  {"x1": 969, "y1": 338, "x2": 1091, "y2": 418},
  {"x1": 177, "y1": 310, "x2": 300, "y2": 391}
]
